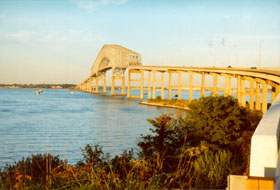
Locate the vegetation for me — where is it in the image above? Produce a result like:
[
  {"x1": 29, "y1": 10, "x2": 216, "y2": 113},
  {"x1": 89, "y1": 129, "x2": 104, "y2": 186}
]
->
[
  {"x1": 146, "y1": 96, "x2": 190, "y2": 109},
  {"x1": 0, "y1": 84, "x2": 76, "y2": 89},
  {"x1": 0, "y1": 96, "x2": 262, "y2": 189}
]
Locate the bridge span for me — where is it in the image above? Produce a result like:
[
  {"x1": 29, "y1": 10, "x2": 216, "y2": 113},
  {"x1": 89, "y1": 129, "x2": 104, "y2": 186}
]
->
[{"x1": 78, "y1": 45, "x2": 280, "y2": 115}]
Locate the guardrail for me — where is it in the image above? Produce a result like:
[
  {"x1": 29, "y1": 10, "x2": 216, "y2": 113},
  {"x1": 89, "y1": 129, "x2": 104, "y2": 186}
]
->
[{"x1": 249, "y1": 93, "x2": 280, "y2": 188}]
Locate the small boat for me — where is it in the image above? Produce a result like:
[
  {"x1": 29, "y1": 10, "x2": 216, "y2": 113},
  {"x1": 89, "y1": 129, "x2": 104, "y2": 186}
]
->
[
  {"x1": 70, "y1": 91, "x2": 74, "y2": 94},
  {"x1": 34, "y1": 89, "x2": 43, "y2": 95},
  {"x1": 173, "y1": 94, "x2": 178, "y2": 98}
]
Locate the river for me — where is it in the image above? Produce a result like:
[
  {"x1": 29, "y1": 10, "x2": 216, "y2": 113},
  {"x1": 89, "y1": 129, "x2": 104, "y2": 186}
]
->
[
  {"x1": 0, "y1": 88, "x2": 178, "y2": 168},
  {"x1": 0, "y1": 88, "x2": 271, "y2": 168}
]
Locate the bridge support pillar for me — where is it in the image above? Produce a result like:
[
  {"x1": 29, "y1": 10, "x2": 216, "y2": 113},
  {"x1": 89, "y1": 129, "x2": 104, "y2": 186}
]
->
[
  {"x1": 241, "y1": 78, "x2": 246, "y2": 107},
  {"x1": 152, "y1": 71, "x2": 156, "y2": 99},
  {"x1": 262, "y1": 83, "x2": 268, "y2": 114},
  {"x1": 270, "y1": 82, "x2": 280, "y2": 103},
  {"x1": 256, "y1": 82, "x2": 261, "y2": 110},
  {"x1": 95, "y1": 75, "x2": 106, "y2": 94},
  {"x1": 127, "y1": 69, "x2": 142, "y2": 99},
  {"x1": 122, "y1": 75, "x2": 125, "y2": 95},
  {"x1": 152, "y1": 71, "x2": 165, "y2": 99},
  {"x1": 128, "y1": 70, "x2": 131, "y2": 98},
  {"x1": 103, "y1": 77, "x2": 107, "y2": 94},
  {"x1": 249, "y1": 80, "x2": 255, "y2": 110},
  {"x1": 140, "y1": 70, "x2": 144, "y2": 100},
  {"x1": 111, "y1": 74, "x2": 125, "y2": 96},
  {"x1": 212, "y1": 73, "x2": 218, "y2": 97},
  {"x1": 168, "y1": 71, "x2": 172, "y2": 100},
  {"x1": 91, "y1": 77, "x2": 97, "y2": 93},
  {"x1": 242, "y1": 77, "x2": 255, "y2": 110},
  {"x1": 148, "y1": 71, "x2": 151, "y2": 99},
  {"x1": 237, "y1": 75, "x2": 241, "y2": 104},
  {"x1": 161, "y1": 72, "x2": 165, "y2": 100},
  {"x1": 87, "y1": 79, "x2": 91, "y2": 92},
  {"x1": 223, "y1": 74, "x2": 232, "y2": 96},
  {"x1": 178, "y1": 71, "x2": 182, "y2": 100},
  {"x1": 95, "y1": 78, "x2": 99, "y2": 93},
  {"x1": 255, "y1": 78, "x2": 268, "y2": 114},
  {"x1": 111, "y1": 76, "x2": 115, "y2": 95},
  {"x1": 201, "y1": 72, "x2": 205, "y2": 97},
  {"x1": 189, "y1": 71, "x2": 193, "y2": 102},
  {"x1": 168, "y1": 71, "x2": 182, "y2": 100}
]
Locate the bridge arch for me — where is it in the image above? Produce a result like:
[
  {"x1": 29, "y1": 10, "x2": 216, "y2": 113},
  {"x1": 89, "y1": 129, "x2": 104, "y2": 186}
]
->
[{"x1": 91, "y1": 45, "x2": 142, "y2": 77}]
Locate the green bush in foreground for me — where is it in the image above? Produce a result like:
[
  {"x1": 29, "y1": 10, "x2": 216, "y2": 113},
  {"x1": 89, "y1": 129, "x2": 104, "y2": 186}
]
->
[{"x1": 0, "y1": 96, "x2": 262, "y2": 189}]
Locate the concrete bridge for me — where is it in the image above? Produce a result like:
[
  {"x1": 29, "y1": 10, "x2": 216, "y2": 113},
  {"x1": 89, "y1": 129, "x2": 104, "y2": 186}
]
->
[{"x1": 78, "y1": 45, "x2": 280, "y2": 115}]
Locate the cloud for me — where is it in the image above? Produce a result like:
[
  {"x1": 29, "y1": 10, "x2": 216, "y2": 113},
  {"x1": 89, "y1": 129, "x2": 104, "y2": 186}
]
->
[{"x1": 75, "y1": 0, "x2": 128, "y2": 12}]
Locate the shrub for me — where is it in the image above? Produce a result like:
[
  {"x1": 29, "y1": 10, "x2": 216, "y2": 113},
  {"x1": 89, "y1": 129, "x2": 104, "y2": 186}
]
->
[{"x1": 138, "y1": 95, "x2": 262, "y2": 188}]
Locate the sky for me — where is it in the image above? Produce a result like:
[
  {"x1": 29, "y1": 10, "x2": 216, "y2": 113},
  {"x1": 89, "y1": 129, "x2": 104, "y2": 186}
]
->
[{"x1": 0, "y1": 0, "x2": 280, "y2": 84}]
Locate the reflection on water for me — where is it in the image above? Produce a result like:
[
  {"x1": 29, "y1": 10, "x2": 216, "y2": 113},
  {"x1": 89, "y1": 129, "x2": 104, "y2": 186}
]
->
[{"x1": 0, "y1": 88, "x2": 176, "y2": 168}]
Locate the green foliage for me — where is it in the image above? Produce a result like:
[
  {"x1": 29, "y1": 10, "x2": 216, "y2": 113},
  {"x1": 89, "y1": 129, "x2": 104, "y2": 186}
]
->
[
  {"x1": 138, "y1": 114, "x2": 185, "y2": 175},
  {"x1": 185, "y1": 96, "x2": 261, "y2": 151},
  {"x1": 78, "y1": 144, "x2": 107, "y2": 168}
]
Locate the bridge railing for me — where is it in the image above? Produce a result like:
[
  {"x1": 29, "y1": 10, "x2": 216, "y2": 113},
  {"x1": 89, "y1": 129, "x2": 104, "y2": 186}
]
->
[{"x1": 249, "y1": 93, "x2": 280, "y2": 187}]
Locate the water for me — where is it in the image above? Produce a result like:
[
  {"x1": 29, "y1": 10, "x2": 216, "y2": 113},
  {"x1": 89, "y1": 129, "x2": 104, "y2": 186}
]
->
[
  {"x1": 0, "y1": 88, "x2": 271, "y2": 168},
  {"x1": 0, "y1": 88, "x2": 177, "y2": 168}
]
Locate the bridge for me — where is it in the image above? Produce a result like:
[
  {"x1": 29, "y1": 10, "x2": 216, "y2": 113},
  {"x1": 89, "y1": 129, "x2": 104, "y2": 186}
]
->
[
  {"x1": 78, "y1": 45, "x2": 280, "y2": 115},
  {"x1": 78, "y1": 45, "x2": 280, "y2": 189}
]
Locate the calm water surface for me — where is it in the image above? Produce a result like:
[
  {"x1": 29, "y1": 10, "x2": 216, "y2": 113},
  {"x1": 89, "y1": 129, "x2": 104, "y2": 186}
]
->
[
  {"x1": 0, "y1": 88, "x2": 271, "y2": 168},
  {"x1": 0, "y1": 88, "x2": 177, "y2": 168}
]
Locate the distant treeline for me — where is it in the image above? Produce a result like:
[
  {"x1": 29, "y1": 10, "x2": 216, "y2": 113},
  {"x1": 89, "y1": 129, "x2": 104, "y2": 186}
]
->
[{"x1": 0, "y1": 84, "x2": 77, "y2": 89}]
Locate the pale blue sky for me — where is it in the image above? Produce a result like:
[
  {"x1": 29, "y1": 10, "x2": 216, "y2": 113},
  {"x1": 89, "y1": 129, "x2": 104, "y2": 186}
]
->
[{"x1": 0, "y1": 0, "x2": 280, "y2": 84}]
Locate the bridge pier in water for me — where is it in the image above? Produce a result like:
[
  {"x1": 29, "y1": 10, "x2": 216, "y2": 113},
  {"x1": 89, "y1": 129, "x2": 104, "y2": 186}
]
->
[{"x1": 111, "y1": 73, "x2": 125, "y2": 96}]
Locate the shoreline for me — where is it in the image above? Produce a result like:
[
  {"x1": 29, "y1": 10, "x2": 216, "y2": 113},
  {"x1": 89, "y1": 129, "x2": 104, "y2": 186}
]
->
[{"x1": 140, "y1": 101, "x2": 189, "y2": 110}]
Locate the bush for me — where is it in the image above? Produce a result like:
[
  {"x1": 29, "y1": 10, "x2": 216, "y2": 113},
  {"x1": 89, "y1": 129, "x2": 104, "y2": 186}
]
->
[
  {"x1": 185, "y1": 96, "x2": 260, "y2": 150},
  {"x1": 0, "y1": 153, "x2": 65, "y2": 189},
  {"x1": 138, "y1": 95, "x2": 262, "y2": 188}
]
